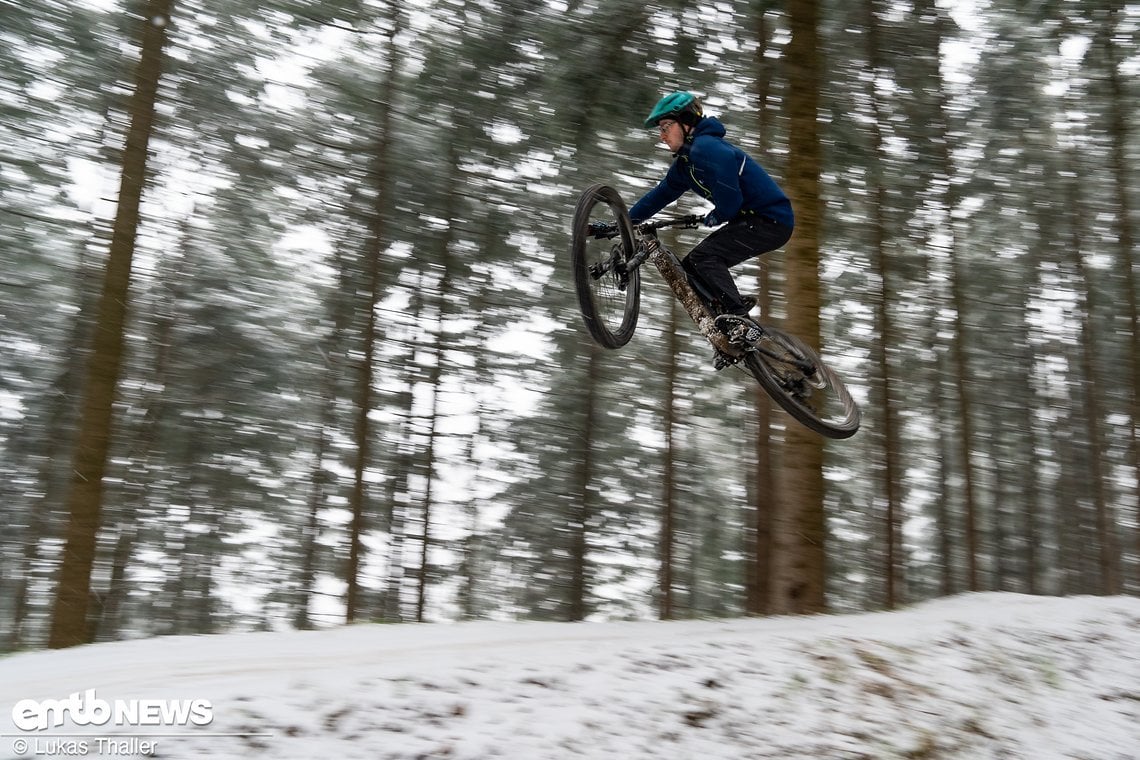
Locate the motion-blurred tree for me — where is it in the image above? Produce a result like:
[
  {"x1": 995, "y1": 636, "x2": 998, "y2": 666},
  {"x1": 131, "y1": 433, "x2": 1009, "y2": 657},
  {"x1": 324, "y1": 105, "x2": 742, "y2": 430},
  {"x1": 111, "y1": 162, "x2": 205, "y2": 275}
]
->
[
  {"x1": 772, "y1": 0, "x2": 827, "y2": 615},
  {"x1": 49, "y1": 0, "x2": 177, "y2": 649},
  {"x1": 344, "y1": 1, "x2": 401, "y2": 625}
]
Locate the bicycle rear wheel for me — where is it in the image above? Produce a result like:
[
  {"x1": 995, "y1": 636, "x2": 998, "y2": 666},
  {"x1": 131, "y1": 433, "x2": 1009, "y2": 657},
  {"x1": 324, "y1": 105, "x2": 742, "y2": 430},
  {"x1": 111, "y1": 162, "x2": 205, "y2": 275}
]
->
[
  {"x1": 741, "y1": 327, "x2": 861, "y2": 439},
  {"x1": 571, "y1": 184, "x2": 639, "y2": 349}
]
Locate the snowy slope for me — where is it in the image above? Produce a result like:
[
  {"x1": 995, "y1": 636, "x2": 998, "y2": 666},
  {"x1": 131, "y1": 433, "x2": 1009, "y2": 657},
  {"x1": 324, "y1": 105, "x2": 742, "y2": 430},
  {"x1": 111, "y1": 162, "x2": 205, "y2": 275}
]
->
[{"x1": 1, "y1": 593, "x2": 1138, "y2": 759}]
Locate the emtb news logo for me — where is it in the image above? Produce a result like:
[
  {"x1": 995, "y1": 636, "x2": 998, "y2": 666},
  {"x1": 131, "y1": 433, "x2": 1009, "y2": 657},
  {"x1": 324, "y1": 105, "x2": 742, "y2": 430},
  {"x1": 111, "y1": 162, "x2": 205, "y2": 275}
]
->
[{"x1": 11, "y1": 689, "x2": 213, "y2": 731}]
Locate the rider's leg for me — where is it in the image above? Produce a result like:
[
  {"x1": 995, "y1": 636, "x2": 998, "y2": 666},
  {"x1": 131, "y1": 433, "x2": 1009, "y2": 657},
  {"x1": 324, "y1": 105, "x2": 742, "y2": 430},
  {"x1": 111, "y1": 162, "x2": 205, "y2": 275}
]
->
[{"x1": 683, "y1": 217, "x2": 793, "y2": 315}]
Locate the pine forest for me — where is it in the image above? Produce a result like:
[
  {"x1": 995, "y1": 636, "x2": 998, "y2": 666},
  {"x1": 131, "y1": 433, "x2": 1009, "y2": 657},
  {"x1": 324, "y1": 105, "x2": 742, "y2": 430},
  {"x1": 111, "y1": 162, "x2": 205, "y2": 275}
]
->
[{"x1": 1, "y1": 0, "x2": 1137, "y2": 650}]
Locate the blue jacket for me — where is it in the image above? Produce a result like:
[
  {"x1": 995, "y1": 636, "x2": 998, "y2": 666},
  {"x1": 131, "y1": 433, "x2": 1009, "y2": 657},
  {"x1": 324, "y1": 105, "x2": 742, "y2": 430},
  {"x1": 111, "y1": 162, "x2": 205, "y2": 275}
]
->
[{"x1": 628, "y1": 117, "x2": 794, "y2": 228}]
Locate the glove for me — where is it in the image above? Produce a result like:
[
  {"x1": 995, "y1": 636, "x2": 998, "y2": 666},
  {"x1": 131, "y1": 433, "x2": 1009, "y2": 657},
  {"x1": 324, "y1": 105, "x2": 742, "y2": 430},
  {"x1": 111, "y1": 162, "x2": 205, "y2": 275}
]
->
[
  {"x1": 703, "y1": 211, "x2": 721, "y2": 227},
  {"x1": 588, "y1": 221, "x2": 617, "y2": 238}
]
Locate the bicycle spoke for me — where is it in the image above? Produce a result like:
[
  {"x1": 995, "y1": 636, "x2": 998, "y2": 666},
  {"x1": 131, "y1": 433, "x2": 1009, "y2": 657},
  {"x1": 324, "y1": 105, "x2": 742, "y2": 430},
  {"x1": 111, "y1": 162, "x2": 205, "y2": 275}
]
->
[
  {"x1": 571, "y1": 185, "x2": 640, "y2": 349},
  {"x1": 741, "y1": 327, "x2": 860, "y2": 439}
]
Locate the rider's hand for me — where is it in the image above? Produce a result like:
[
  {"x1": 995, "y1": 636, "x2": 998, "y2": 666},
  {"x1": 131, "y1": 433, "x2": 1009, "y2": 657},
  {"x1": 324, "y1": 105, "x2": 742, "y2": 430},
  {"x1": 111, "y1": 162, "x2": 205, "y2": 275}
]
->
[
  {"x1": 702, "y1": 211, "x2": 721, "y2": 227},
  {"x1": 588, "y1": 221, "x2": 617, "y2": 238}
]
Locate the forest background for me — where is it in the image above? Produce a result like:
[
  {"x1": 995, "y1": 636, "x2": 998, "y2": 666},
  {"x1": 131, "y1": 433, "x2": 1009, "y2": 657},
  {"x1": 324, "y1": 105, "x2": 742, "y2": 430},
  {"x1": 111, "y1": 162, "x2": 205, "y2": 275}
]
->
[{"x1": 1, "y1": 0, "x2": 1137, "y2": 651}]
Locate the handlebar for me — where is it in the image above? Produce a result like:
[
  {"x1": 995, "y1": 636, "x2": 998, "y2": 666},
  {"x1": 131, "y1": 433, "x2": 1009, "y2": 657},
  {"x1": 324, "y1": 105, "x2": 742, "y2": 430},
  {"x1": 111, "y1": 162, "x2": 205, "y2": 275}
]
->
[
  {"x1": 638, "y1": 214, "x2": 702, "y2": 233},
  {"x1": 587, "y1": 215, "x2": 701, "y2": 239}
]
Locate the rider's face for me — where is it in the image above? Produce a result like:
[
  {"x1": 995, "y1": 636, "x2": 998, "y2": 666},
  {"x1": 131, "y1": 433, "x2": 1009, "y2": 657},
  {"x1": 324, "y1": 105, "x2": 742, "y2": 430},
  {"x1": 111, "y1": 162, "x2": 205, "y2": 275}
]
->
[{"x1": 658, "y1": 119, "x2": 683, "y2": 151}]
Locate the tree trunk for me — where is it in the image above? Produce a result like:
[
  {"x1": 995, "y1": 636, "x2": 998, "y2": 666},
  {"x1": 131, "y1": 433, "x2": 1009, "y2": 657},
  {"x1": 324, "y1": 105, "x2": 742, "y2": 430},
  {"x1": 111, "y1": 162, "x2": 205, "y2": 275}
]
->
[
  {"x1": 91, "y1": 527, "x2": 134, "y2": 642},
  {"x1": 659, "y1": 298, "x2": 680, "y2": 620},
  {"x1": 415, "y1": 134, "x2": 462, "y2": 623},
  {"x1": 771, "y1": 0, "x2": 827, "y2": 615},
  {"x1": 935, "y1": 358, "x2": 955, "y2": 596},
  {"x1": 346, "y1": 5, "x2": 400, "y2": 623},
  {"x1": 295, "y1": 392, "x2": 332, "y2": 630},
  {"x1": 862, "y1": 0, "x2": 904, "y2": 609},
  {"x1": 456, "y1": 256, "x2": 494, "y2": 621},
  {"x1": 569, "y1": 341, "x2": 601, "y2": 622},
  {"x1": 1019, "y1": 363, "x2": 1042, "y2": 595},
  {"x1": 745, "y1": 3, "x2": 776, "y2": 617},
  {"x1": 1065, "y1": 159, "x2": 1118, "y2": 595},
  {"x1": 923, "y1": 1, "x2": 982, "y2": 592},
  {"x1": 48, "y1": 0, "x2": 175, "y2": 649},
  {"x1": 748, "y1": 263, "x2": 776, "y2": 615},
  {"x1": 298, "y1": 237, "x2": 356, "y2": 629},
  {"x1": 1100, "y1": 4, "x2": 1138, "y2": 594}
]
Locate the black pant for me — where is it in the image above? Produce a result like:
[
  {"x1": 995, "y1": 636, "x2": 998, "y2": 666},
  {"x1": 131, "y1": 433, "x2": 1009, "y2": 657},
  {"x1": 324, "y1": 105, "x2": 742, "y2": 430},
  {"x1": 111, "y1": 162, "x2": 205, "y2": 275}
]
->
[{"x1": 682, "y1": 216, "x2": 794, "y2": 315}]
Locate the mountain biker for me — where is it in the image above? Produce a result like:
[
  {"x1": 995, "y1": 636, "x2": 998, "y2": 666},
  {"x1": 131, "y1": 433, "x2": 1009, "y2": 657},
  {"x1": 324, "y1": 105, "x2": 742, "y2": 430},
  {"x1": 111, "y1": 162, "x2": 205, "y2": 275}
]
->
[{"x1": 629, "y1": 91, "x2": 794, "y2": 341}]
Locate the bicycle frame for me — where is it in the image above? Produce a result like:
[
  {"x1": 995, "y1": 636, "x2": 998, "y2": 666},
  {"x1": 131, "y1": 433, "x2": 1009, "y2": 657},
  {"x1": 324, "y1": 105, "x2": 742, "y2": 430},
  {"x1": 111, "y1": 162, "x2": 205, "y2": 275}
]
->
[
  {"x1": 604, "y1": 220, "x2": 818, "y2": 375},
  {"x1": 626, "y1": 222, "x2": 819, "y2": 375},
  {"x1": 625, "y1": 222, "x2": 742, "y2": 360}
]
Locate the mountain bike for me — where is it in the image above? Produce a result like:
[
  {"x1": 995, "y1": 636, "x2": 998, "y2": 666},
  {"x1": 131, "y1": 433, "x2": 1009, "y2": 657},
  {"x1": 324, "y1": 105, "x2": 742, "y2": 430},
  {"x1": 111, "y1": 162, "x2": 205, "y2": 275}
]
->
[{"x1": 570, "y1": 184, "x2": 860, "y2": 440}]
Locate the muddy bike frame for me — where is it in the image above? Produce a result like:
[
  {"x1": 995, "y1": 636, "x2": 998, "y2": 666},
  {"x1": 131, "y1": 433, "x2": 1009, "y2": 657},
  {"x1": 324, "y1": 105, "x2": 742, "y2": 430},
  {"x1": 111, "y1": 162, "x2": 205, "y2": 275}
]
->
[{"x1": 611, "y1": 218, "x2": 814, "y2": 374}]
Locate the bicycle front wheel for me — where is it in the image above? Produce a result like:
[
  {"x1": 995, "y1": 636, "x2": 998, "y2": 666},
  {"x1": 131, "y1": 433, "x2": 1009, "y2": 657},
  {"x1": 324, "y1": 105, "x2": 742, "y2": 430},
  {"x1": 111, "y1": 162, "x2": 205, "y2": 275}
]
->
[
  {"x1": 742, "y1": 327, "x2": 861, "y2": 439},
  {"x1": 570, "y1": 184, "x2": 639, "y2": 349}
]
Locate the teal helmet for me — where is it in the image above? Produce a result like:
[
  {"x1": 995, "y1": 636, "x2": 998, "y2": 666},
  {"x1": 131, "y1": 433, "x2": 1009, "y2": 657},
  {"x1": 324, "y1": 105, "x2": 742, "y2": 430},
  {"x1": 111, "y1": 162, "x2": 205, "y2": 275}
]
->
[{"x1": 643, "y1": 91, "x2": 704, "y2": 128}]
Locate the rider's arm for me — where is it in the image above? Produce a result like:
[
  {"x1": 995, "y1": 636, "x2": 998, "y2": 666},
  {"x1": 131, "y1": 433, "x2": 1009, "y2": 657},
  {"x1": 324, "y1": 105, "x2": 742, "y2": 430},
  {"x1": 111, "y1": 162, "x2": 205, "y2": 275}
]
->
[{"x1": 629, "y1": 163, "x2": 687, "y2": 223}]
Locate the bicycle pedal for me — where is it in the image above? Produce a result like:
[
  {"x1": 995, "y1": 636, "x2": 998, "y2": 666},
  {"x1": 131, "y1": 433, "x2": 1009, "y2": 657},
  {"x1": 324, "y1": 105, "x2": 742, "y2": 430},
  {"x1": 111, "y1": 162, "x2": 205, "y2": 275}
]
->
[
  {"x1": 713, "y1": 314, "x2": 738, "y2": 335},
  {"x1": 712, "y1": 351, "x2": 737, "y2": 371},
  {"x1": 727, "y1": 324, "x2": 762, "y2": 347},
  {"x1": 715, "y1": 315, "x2": 761, "y2": 341}
]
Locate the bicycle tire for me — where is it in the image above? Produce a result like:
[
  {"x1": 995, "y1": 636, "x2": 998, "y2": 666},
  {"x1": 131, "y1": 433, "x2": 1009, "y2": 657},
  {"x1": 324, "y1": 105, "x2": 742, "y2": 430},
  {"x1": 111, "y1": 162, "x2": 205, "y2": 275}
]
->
[
  {"x1": 570, "y1": 184, "x2": 640, "y2": 349},
  {"x1": 741, "y1": 327, "x2": 861, "y2": 439}
]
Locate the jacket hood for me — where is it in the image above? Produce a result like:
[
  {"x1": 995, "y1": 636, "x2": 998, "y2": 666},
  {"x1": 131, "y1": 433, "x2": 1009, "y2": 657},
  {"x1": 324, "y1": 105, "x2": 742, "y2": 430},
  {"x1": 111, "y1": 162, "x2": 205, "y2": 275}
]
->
[
  {"x1": 690, "y1": 116, "x2": 726, "y2": 140},
  {"x1": 673, "y1": 116, "x2": 727, "y2": 157}
]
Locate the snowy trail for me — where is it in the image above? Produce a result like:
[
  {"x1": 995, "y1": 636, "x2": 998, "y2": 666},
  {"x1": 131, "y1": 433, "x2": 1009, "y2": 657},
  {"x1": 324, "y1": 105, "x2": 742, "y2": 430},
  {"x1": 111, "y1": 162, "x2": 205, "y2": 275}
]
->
[{"x1": 2, "y1": 593, "x2": 1138, "y2": 759}]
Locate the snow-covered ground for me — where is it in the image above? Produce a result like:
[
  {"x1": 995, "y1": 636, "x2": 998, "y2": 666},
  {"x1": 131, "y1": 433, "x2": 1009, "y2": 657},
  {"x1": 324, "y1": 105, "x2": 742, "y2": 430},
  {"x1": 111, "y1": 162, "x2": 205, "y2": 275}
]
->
[{"x1": 1, "y1": 593, "x2": 1138, "y2": 759}]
